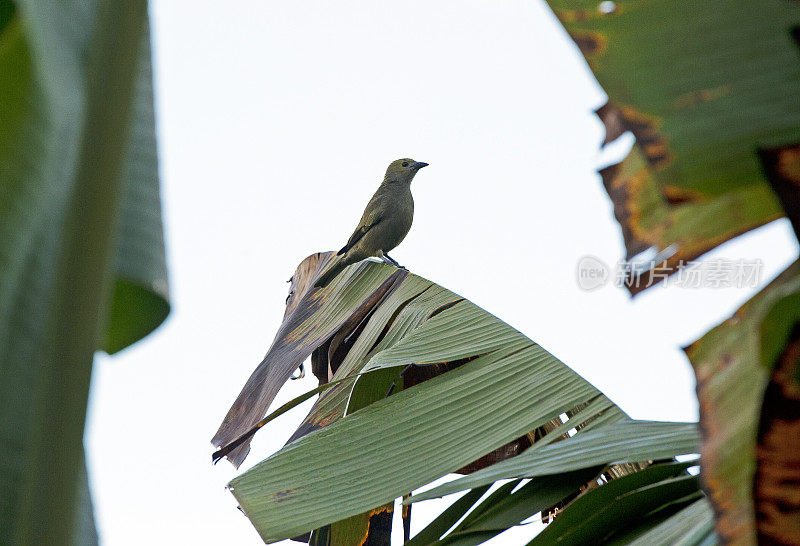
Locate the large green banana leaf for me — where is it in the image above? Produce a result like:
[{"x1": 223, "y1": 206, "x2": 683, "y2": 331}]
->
[
  {"x1": 545, "y1": 0, "x2": 800, "y2": 293},
  {"x1": 214, "y1": 254, "x2": 708, "y2": 543},
  {"x1": 0, "y1": 1, "x2": 168, "y2": 543}
]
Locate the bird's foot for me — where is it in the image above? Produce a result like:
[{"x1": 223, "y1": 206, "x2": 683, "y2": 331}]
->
[{"x1": 382, "y1": 252, "x2": 404, "y2": 269}]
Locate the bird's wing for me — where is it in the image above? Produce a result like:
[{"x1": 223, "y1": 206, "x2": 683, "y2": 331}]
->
[
  {"x1": 337, "y1": 216, "x2": 382, "y2": 255},
  {"x1": 337, "y1": 194, "x2": 386, "y2": 256}
]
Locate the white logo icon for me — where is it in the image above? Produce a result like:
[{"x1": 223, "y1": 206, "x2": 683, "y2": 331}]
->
[{"x1": 576, "y1": 255, "x2": 610, "y2": 291}]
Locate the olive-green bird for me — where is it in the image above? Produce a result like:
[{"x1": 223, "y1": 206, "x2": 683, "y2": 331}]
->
[{"x1": 314, "y1": 158, "x2": 428, "y2": 288}]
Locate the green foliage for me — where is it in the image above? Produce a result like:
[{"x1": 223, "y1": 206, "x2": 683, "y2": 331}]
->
[
  {"x1": 545, "y1": 0, "x2": 800, "y2": 541},
  {"x1": 685, "y1": 261, "x2": 800, "y2": 543},
  {"x1": 410, "y1": 420, "x2": 699, "y2": 502},
  {"x1": 215, "y1": 1, "x2": 800, "y2": 543},
  {"x1": 545, "y1": 0, "x2": 799, "y2": 291},
  {"x1": 214, "y1": 258, "x2": 702, "y2": 543},
  {"x1": 0, "y1": 0, "x2": 168, "y2": 543}
]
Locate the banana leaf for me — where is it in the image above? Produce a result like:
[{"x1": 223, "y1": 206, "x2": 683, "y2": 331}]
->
[
  {"x1": 0, "y1": 1, "x2": 168, "y2": 542},
  {"x1": 545, "y1": 0, "x2": 800, "y2": 292},
  {"x1": 686, "y1": 260, "x2": 800, "y2": 543},
  {"x1": 409, "y1": 420, "x2": 699, "y2": 502},
  {"x1": 212, "y1": 255, "x2": 710, "y2": 543},
  {"x1": 528, "y1": 461, "x2": 702, "y2": 545},
  {"x1": 627, "y1": 498, "x2": 716, "y2": 545}
]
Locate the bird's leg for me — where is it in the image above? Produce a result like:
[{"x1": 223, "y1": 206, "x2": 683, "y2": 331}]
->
[{"x1": 382, "y1": 252, "x2": 406, "y2": 270}]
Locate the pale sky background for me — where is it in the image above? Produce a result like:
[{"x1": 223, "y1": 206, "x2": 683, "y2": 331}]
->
[{"x1": 85, "y1": 1, "x2": 798, "y2": 545}]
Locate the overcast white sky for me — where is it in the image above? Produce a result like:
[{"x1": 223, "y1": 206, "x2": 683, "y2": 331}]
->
[{"x1": 85, "y1": 1, "x2": 798, "y2": 544}]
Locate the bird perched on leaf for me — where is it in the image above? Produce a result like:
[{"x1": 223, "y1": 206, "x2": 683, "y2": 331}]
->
[{"x1": 314, "y1": 158, "x2": 428, "y2": 288}]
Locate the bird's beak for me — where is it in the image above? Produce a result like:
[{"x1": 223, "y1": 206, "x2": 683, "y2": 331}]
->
[{"x1": 410, "y1": 161, "x2": 429, "y2": 171}]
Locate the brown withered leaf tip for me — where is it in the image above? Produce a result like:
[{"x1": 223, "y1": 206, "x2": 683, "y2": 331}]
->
[
  {"x1": 596, "y1": 102, "x2": 671, "y2": 168},
  {"x1": 595, "y1": 102, "x2": 679, "y2": 295},
  {"x1": 595, "y1": 109, "x2": 784, "y2": 295},
  {"x1": 754, "y1": 324, "x2": 800, "y2": 545},
  {"x1": 597, "y1": 161, "x2": 652, "y2": 261}
]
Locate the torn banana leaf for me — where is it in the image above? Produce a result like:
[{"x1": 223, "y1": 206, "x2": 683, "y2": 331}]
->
[
  {"x1": 213, "y1": 253, "x2": 637, "y2": 541},
  {"x1": 212, "y1": 254, "x2": 408, "y2": 467},
  {"x1": 546, "y1": 0, "x2": 800, "y2": 292},
  {"x1": 215, "y1": 253, "x2": 710, "y2": 543}
]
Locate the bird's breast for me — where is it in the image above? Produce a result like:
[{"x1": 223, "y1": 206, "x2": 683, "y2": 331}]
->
[{"x1": 380, "y1": 192, "x2": 413, "y2": 250}]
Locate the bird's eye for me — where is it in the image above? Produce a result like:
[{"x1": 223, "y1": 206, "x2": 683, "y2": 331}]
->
[{"x1": 402, "y1": 162, "x2": 409, "y2": 167}]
